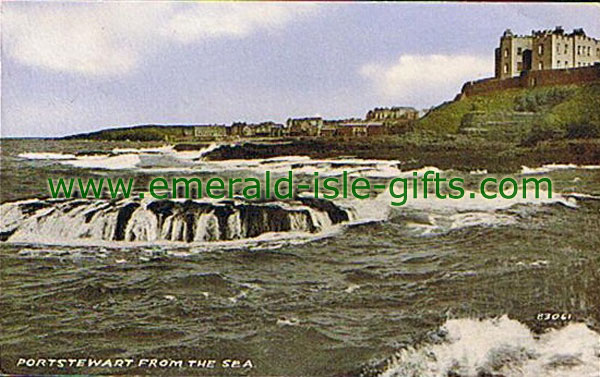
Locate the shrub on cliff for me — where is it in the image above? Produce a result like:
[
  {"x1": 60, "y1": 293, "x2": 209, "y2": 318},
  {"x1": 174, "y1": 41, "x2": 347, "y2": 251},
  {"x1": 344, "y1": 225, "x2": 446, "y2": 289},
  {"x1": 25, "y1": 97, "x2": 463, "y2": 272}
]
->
[
  {"x1": 566, "y1": 122, "x2": 600, "y2": 139},
  {"x1": 521, "y1": 115, "x2": 565, "y2": 146},
  {"x1": 514, "y1": 86, "x2": 575, "y2": 112}
]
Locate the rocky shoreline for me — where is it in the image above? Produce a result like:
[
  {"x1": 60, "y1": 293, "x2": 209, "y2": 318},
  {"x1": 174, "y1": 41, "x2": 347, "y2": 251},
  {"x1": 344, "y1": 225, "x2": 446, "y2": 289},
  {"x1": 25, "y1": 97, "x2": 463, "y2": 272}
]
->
[{"x1": 192, "y1": 137, "x2": 600, "y2": 173}]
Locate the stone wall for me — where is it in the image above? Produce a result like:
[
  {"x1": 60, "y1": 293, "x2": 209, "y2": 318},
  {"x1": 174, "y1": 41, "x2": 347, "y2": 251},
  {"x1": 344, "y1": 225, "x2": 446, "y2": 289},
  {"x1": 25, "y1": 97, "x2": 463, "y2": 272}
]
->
[{"x1": 461, "y1": 65, "x2": 600, "y2": 97}]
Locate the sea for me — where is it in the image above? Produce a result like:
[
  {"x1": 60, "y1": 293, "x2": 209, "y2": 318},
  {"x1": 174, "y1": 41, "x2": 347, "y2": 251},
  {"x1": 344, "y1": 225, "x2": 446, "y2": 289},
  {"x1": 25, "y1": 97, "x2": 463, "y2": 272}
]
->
[{"x1": 1, "y1": 138, "x2": 599, "y2": 377}]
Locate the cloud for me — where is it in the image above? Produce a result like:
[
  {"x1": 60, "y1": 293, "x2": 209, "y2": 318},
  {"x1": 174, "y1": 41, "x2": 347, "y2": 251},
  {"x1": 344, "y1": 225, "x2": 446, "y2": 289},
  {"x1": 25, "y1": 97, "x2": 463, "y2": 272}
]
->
[
  {"x1": 164, "y1": 3, "x2": 318, "y2": 43},
  {"x1": 360, "y1": 54, "x2": 493, "y2": 107},
  {"x1": 3, "y1": 5, "x2": 163, "y2": 76},
  {"x1": 2, "y1": 3, "x2": 318, "y2": 77}
]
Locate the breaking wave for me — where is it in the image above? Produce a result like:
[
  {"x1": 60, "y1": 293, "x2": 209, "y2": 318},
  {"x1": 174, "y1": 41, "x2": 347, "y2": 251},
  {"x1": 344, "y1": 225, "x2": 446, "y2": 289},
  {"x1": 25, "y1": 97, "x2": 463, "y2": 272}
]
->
[
  {"x1": 18, "y1": 144, "x2": 600, "y2": 178},
  {"x1": 17, "y1": 144, "x2": 220, "y2": 170},
  {"x1": 0, "y1": 186, "x2": 587, "y2": 248},
  {"x1": 17, "y1": 145, "x2": 406, "y2": 177},
  {"x1": 378, "y1": 186, "x2": 580, "y2": 236},
  {"x1": 0, "y1": 197, "x2": 355, "y2": 247},
  {"x1": 377, "y1": 316, "x2": 600, "y2": 377},
  {"x1": 6, "y1": 150, "x2": 599, "y2": 245}
]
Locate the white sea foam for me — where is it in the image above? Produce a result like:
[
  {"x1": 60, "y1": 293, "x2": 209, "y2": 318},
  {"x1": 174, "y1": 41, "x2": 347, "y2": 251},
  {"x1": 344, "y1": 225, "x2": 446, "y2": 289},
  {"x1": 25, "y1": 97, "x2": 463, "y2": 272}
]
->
[
  {"x1": 17, "y1": 144, "x2": 405, "y2": 177},
  {"x1": 406, "y1": 212, "x2": 518, "y2": 235},
  {"x1": 469, "y1": 169, "x2": 488, "y2": 175},
  {"x1": 112, "y1": 145, "x2": 173, "y2": 154},
  {"x1": 11, "y1": 147, "x2": 439, "y2": 181},
  {"x1": 17, "y1": 144, "x2": 221, "y2": 170},
  {"x1": 0, "y1": 196, "x2": 358, "y2": 250},
  {"x1": 378, "y1": 184, "x2": 577, "y2": 235},
  {"x1": 61, "y1": 154, "x2": 141, "y2": 170},
  {"x1": 344, "y1": 284, "x2": 361, "y2": 293},
  {"x1": 1, "y1": 179, "x2": 588, "y2": 248},
  {"x1": 18, "y1": 144, "x2": 600, "y2": 180},
  {"x1": 521, "y1": 164, "x2": 600, "y2": 175},
  {"x1": 277, "y1": 317, "x2": 301, "y2": 326},
  {"x1": 18, "y1": 152, "x2": 76, "y2": 160},
  {"x1": 400, "y1": 187, "x2": 575, "y2": 212},
  {"x1": 0, "y1": 200, "x2": 34, "y2": 233},
  {"x1": 379, "y1": 315, "x2": 600, "y2": 377},
  {"x1": 3, "y1": 154, "x2": 596, "y2": 247},
  {"x1": 563, "y1": 192, "x2": 600, "y2": 201}
]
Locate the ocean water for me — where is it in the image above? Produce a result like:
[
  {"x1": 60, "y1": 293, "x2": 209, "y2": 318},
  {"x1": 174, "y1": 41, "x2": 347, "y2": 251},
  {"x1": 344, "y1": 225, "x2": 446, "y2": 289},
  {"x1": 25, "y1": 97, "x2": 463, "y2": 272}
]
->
[{"x1": 1, "y1": 139, "x2": 599, "y2": 377}]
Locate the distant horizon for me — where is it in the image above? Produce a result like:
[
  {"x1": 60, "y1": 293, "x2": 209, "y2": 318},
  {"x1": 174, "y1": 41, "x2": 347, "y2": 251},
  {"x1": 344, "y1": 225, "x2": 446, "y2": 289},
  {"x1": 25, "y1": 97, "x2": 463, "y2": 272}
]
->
[
  {"x1": 2, "y1": 2, "x2": 599, "y2": 137},
  {"x1": 0, "y1": 103, "x2": 431, "y2": 139}
]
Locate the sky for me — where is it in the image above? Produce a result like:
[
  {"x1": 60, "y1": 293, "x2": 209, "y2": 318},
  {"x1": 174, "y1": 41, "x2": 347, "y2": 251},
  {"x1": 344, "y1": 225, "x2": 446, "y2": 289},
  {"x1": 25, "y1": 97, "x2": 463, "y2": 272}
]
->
[{"x1": 1, "y1": 2, "x2": 599, "y2": 137}]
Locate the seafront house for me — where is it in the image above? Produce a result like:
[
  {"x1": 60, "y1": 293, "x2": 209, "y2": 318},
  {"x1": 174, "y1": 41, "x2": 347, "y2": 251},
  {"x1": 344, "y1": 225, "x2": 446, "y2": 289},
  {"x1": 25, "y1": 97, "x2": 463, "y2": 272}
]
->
[
  {"x1": 193, "y1": 124, "x2": 228, "y2": 139},
  {"x1": 366, "y1": 107, "x2": 419, "y2": 134},
  {"x1": 366, "y1": 107, "x2": 419, "y2": 122},
  {"x1": 336, "y1": 121, "x2": 385, "y2": 137},
  {"x1": 230, "y1": 122, "x2": 285, "y2": 138},
  {"x1": 286, "y1": 117, "x2": 324, "y2": 137}
]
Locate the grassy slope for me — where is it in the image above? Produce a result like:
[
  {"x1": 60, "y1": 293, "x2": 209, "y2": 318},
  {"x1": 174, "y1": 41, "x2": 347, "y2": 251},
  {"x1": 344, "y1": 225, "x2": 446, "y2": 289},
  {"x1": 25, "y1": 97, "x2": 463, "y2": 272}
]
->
[
  {"x1": 551, "y1": 83, "x2": 600, "y2": 129},
  {"x1": 417, "y1": 90, "x2": 518, "y2": 134},
  {"x1": 416, "y1": 82, "x2": 600, "y2": 140}
]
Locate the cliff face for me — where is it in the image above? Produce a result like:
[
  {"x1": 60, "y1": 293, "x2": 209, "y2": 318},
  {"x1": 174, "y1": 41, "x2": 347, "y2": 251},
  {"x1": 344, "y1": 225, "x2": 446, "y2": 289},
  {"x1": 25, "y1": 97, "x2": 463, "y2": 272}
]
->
[{"x1": 416, "y1": 81, "x2": 600, "y2": 144}]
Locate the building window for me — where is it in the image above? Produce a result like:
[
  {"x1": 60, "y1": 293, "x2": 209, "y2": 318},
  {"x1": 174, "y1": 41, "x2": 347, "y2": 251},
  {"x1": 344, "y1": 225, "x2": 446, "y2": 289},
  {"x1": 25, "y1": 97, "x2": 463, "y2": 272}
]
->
[
  {"x1": 597, "y1": 48, "x2": 600, "y2": 57},
  {"x1": 517, "y1": 47, "x2": 522, "y2": 55},
  {"x1": 504, "y1": 48, "x2": 509, "y2": 58},
  {"x1": 587, "y1": 46, "x2": 591, "y2": 56},
  {"x1": 538, "y1": 62, "x2": 543, "y2": 70},
  {"x1": 538, "y1": 44, "x2": 543, "y2": 55},
  {"x1": 556, "y1": 61, "x2": 561, "y2": 67},
  {"x1": 565, "y1": 61, "x2": 569, "y2": 67},
  {"x1": 577, "y1": 46, "x2": 581, "y2": 55},
  {"x1": 503, "y1": 64, "x2": 509, "y2": 73},
  {"x1": 556, "y1": 44, "x2": 560, "y2": 54}
]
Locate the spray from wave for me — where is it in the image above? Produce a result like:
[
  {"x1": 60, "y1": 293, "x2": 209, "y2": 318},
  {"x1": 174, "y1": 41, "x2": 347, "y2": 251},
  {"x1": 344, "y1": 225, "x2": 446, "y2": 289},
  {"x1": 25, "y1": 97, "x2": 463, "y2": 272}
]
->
[{"x1": 375, "y1": 315, "x2": 600, "y2": 377}]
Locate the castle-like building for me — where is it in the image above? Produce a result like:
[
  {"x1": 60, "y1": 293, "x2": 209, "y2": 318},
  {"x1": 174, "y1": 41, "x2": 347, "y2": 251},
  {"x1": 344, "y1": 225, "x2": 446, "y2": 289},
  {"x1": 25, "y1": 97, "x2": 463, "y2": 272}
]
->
[{"x1": 495, "y1": 27, "x2": 600, "y2": 79}]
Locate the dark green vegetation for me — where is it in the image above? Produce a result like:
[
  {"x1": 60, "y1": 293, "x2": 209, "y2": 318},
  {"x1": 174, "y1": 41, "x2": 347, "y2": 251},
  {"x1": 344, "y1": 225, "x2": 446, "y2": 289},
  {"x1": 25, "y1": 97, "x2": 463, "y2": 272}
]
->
[
  {"x1": 63, "y1": 125, "x2": 195, "y2": 142},
  {"x1": 417, "y1": 82, "x2": 600, "y2": 144}
]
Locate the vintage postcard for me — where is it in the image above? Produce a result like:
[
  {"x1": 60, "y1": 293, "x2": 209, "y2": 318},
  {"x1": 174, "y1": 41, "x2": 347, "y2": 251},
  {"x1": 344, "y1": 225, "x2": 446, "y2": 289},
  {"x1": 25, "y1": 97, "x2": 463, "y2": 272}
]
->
[{"x1": 1, "y1": 2, "x2": 599, "y2": 377}]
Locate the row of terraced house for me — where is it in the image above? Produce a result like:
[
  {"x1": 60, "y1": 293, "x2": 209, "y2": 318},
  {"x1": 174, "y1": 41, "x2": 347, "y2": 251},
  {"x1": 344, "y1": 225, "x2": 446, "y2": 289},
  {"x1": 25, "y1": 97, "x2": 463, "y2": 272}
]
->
[{"x1": 191, "y1": 106, "x2": 420, "y2": 140}]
